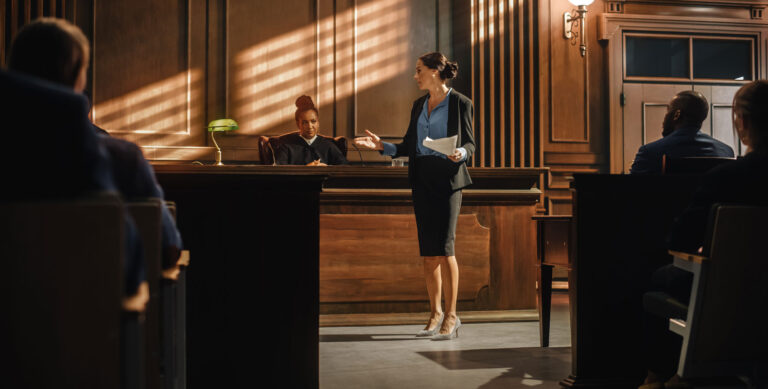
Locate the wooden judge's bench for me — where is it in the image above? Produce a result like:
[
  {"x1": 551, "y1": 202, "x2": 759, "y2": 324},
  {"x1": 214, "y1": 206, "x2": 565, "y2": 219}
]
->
[{"x1": 152, "y1": 164, "x2": 544, "y2": 388}]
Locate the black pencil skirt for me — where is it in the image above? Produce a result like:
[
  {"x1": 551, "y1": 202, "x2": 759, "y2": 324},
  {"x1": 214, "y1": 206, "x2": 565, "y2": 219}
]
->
[{"x1": 412, "y1": 155, "x2": 463, "y2": 257}]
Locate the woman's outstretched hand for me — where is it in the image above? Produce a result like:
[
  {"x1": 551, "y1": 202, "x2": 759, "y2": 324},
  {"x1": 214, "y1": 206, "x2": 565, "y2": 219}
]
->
[{"x1": 354, "y1": 129, "x2": 384, "y2": 150}]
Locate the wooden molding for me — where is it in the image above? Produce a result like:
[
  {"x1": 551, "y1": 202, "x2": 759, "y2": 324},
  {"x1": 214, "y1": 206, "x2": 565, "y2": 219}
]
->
[{"x1": 619, "y1": 0, "x2": 768, "y2": 6}]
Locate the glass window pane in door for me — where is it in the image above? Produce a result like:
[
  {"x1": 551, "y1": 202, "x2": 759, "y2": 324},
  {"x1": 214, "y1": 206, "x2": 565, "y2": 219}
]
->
[
  {"x1": 693, "y1": 39, "x2": 752, "y2": 80},
  {"x1": 626, "y1": 37, "x2": 689, "y2": 78}
]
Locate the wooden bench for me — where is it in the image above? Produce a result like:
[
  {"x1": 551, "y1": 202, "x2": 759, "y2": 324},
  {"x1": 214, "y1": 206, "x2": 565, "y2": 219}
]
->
[{"x1": 0, "y1": 193, "x2": 127, "y2": 388}]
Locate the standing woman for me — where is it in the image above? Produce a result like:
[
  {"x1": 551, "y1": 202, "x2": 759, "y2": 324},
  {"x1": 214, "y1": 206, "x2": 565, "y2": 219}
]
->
[{"x1": 354, "y1": 52, "x2": 475, "y2": 340}]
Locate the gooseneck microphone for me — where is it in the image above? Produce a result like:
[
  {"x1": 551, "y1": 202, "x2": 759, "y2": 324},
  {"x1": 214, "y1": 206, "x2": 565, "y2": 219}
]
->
[
  {"x1": 351, "y1": 140, "x2": 365, "y2": 167},
  {"x1": 267, "y1": 141, "x2": 278, "y2": 166}
]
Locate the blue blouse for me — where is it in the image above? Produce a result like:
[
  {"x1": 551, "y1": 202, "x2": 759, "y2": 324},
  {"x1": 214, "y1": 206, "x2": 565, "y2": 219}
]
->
[{"x1": 382, "y1": 88, "x2": 467, "y2": 160}]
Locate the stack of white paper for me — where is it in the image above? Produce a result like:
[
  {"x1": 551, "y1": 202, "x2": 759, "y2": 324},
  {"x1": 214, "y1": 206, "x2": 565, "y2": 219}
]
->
[{"x1": 423, "y1": 135, "x2": 457, "y2": 156}]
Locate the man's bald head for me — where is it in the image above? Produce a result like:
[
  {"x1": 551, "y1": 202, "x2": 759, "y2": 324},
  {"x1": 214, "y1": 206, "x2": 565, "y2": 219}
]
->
[{"x1": 662, "y1": 91, "x2": 709, "y2": 136}]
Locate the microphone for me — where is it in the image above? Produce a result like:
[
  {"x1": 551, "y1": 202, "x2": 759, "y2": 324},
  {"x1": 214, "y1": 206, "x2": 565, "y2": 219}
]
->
[
  {"x1": 351, "y1": 140, "x2": 365, "y2": 167},
  {"x1": 267, "y1": 141, "x2": 278, "y2": 166}
]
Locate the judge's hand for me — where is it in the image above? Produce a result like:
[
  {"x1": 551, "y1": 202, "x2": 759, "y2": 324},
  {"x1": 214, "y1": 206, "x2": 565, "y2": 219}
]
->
[
  {"x1": 448, "y1": 148, "x2": 463, "y2": 163},
  {"x1": 354, "y1": 129, "x2": 383, "y2": 150},
  {"x1": 307, "y1": 159, "x2": 327, "y2": 166}
]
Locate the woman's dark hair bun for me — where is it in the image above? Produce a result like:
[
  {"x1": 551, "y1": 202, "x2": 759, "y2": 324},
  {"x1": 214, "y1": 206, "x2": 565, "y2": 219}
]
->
[
  {"x1": 419, "y1": 52, "x2": 459, "y2": 80},
  {"x1": 295, "y1": 95, "x2": 315, "y2": 110},
  {"x1": 440, "y1": 60, "x2": 459, "y2": 80}
]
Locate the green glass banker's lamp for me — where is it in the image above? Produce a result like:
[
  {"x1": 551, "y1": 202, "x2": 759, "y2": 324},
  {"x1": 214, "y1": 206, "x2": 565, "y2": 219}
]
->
[{"x1": 207, "y1": 119, "x2": 239, "y2": 166}]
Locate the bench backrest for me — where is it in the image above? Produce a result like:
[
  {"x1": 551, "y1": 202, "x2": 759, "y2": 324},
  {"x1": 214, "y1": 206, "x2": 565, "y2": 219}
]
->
[
  {"x1": 0, "y1": 194, "x2": 124, "y2": 388},
  {"x1": 680, "y1": 205, "x2": 768, "y2": 377}
]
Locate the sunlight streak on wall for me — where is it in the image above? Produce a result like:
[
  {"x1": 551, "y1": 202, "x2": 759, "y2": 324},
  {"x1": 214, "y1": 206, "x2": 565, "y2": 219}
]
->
[
  {"x1": 233, "y1": 0, "x2": 410, "y2": 134},
  {"x1": 93, "y1": 69, "x2": 202, "y2": 134}
]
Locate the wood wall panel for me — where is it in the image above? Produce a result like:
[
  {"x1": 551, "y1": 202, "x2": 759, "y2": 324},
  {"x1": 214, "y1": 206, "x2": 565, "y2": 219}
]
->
[
  {"x1": 470, "y1": 0, "x2": 542, "y2": 168},
  {"x1": 549, "y1": 0, "x2": 589, "y2": 143},
  {"x1": 90, "y1": 0, "x2": 206, "y2": 148},
  {"x1": 355, "y1": 0, "x2": 434, "y2": 139},
  {"x1": 226, "y1": 0, "x2": 317, "y2": 139}
]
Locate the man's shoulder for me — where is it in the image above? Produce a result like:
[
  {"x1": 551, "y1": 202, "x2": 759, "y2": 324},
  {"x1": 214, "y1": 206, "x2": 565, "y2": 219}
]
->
[
  {"x1": 99, "y1": 133, "x2": 143, "y2": 155},
  {"x1": 637, "y1": 136, "x2": 670, "y2": 154},
  {"x1": 695, "y1": 132, "x2": 735, "y2": 156}
]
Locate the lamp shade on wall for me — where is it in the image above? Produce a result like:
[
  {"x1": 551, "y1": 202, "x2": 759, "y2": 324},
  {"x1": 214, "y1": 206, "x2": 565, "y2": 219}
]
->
[{"x1": 568, "y1": 0, "x2": 594, "y2": 5}]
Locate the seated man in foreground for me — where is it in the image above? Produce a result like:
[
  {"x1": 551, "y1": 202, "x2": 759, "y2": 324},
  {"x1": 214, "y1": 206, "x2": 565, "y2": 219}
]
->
[
  {"x1": 8, "y1": 17, "x2": 183, "y2": 276},
  {"x1": 630, "y1": 91, "x2": 734, "y2": 174},
  {"x1": 274, "y1": 95, "x2": 348, "y2": 166}
]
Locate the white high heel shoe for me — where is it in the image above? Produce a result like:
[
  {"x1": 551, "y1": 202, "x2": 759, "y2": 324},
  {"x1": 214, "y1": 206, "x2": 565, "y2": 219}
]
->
[
  {"x1": 432, "y1": 316, "x2": 461, "y2": 341},
  {"x1": 416, "y1": 314, "x2": 444, "y2": 337}
]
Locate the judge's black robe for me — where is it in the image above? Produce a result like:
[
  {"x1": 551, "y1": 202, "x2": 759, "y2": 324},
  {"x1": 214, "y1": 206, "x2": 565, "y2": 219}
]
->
[{"x1": 274, "y1": 133, "x2": 348, "y2": 165}]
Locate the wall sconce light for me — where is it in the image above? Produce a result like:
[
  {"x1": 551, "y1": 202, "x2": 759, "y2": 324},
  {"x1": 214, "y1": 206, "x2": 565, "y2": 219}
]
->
[
  {"x1": 564, "y1": 0, "x2": 593, "y2": 57},
  {"x1": 207, "y1": 118, "x2": 239, "y2": 166}
]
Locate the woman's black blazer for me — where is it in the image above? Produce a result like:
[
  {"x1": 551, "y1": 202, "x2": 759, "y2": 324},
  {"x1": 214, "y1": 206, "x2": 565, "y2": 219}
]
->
[{"x1": 390, "y1": 90, "x2": 476, "y2": 191}]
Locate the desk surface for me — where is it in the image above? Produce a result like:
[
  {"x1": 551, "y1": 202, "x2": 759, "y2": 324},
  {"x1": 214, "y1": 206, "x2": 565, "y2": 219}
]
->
[{"x1": 152, "y1": 164, "x2": 546, "y2": 191}]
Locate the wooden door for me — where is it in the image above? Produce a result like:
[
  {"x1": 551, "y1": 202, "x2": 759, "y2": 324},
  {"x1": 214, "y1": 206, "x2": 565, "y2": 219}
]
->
[{"x1": 695, "y1": 85, "x2": 744, "y2": 156}]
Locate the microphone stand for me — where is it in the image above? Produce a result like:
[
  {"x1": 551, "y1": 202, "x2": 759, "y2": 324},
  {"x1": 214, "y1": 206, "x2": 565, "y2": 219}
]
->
[
  {"x1": 267, "y1": 141, "x2": 278, "y2": 166},
  {"x1": 351, "y1": 141, "x2": 365, "y2": 167}
]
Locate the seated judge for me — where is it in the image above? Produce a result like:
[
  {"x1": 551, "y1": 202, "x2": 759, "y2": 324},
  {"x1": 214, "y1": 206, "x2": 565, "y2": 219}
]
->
[
  {"x1": 4, "y1": 18, "x2": 148, "y2": 308},
  {"x1": 630, "y1": 91, "x2": 734, "y2": 174},
  {"x1": 274, "y1": 96, "x2": 348, "y2": 166},
  {"x1": 640, "y1": 80, "x2": 768, "y2": 389},
  {"x1": 8, "y1": 18, "x2": 184, "y2": 278}
]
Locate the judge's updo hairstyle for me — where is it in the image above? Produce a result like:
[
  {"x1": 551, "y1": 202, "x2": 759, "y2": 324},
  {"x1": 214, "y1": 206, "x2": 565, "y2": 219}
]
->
[
  {"x1": 733, "y1": 80, "x2": 768, "y2": 152},
  {"x1": 295, "y1": 95, "x2": 319, "y2": 122},
  {"x1": 419, "y1": 52, "x2": 458, "y2": 81}
]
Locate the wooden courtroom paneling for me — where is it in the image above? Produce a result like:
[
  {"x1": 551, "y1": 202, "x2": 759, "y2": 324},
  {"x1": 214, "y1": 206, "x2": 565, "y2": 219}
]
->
[
  {"x1": 90, "y1": 0, "x2": 206, "y2": 148},
  {"x1": 354, "y1": 0, "x2": 437, "y2": 140},
  {"x1": 225, "y1": 0, "x2": 318, "y2": 141},
  {"x1": 319, "y1": 214, "x2": 490, "y2": 303},
  {"x1": 539, "y1": 0, "x2": 607, "y2": 214},
  {"x1": 469, "y1": 0, "x2": 542, "y2": 168}
]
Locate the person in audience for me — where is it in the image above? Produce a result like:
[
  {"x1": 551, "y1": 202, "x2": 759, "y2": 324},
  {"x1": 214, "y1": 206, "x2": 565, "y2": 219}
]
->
[
  {"x1": 274, "y1": 95, "x2": 348, "y2": 166},
  {"x1": 354, "y1": 52, "x2": 474, "y2": 340},
  {"x1": 630, "y1": 90, "x2": 734, "y2": 174},
  {"x1": 8, "y1": 18, "x2": 183, "y2": 277},
  {"x1": 640, "y1": 80, "x2": 768, "y2": 389}
]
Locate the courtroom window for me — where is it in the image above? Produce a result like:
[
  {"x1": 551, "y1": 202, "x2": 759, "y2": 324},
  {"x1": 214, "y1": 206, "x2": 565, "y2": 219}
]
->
[
  {"x1": 693, "y1": 38, "x2": 753, "y2": 81},
  {"x1": 625, "y1": 36, "x2": 689, "y2": 79},
  {"x1": 624, "y1": 33, "x2": 755, "y2": 83}
]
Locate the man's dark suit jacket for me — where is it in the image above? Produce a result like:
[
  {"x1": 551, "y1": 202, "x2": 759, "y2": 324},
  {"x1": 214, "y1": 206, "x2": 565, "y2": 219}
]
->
[
  {"x1": 630, "y1": 126, "x2": 735, "y2": 174},
  {"x1": 390, "y1": 90, "x2": 475, "y2": 190},
  {"x1": 668, "y1": 150, "x2": 768, "y2": 254},
  {"x1": 0, "y1": 70, "x2": 144, "y2": 294},
  {"x1": 96, "y1": 128, "x2": 183, "y2": 268}
]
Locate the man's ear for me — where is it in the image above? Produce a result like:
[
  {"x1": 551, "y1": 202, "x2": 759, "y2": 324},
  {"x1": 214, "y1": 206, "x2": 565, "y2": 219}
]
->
[{"x1": 672, "y1": 109, "x2": 681, "y2": 121}]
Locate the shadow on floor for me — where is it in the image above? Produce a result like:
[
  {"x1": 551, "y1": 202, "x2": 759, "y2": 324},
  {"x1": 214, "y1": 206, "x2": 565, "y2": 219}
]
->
[
  {"x1": 419, "y1": 347, "x2": 571, "y2": 389},
  {"x1": 320, "y1": 334, "x2": 430, "y2": 342},
  {"x1": 418, "y1": 347, "x2": 569, "y2": 371}
]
